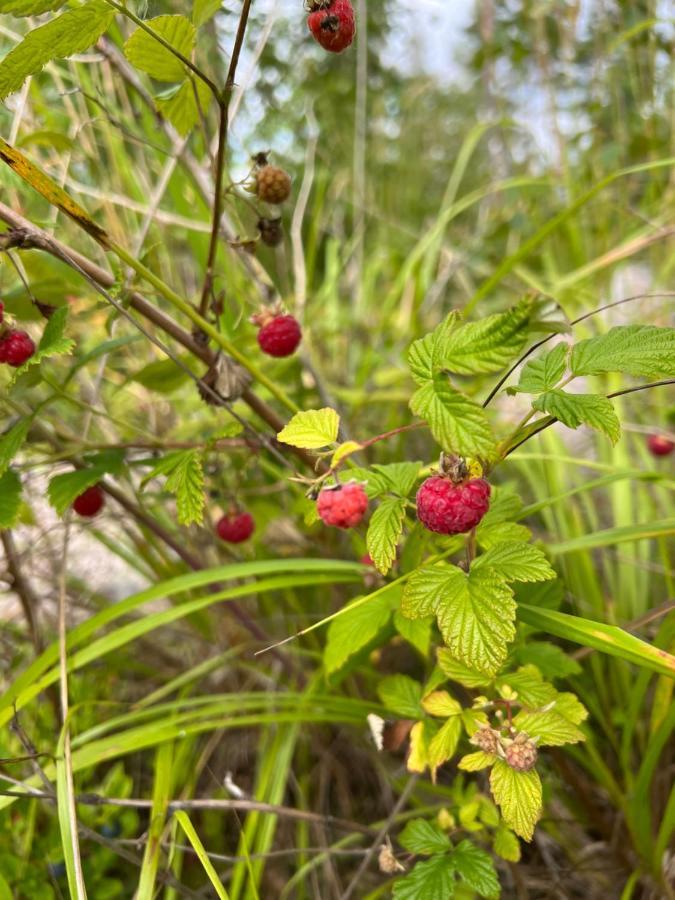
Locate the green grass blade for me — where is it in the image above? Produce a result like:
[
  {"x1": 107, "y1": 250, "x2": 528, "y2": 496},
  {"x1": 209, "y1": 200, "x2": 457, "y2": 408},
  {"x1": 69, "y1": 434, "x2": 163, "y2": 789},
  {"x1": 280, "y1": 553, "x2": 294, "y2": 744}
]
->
[
  {"x1": 137, "y1": 742, "x2": 173, "y2": 899},
  {"x1": 546, "y1": 519, "x2": 675, "y2": 555},
  {"x1": 55, "y1": 721, "x2": 88, "y2": 900},
  {"x1": 173, "y1": 810, "x2": 230, "y2": 899},
  {"x1": 518, "y1": 605, "x2": 675, "y2": 677}
]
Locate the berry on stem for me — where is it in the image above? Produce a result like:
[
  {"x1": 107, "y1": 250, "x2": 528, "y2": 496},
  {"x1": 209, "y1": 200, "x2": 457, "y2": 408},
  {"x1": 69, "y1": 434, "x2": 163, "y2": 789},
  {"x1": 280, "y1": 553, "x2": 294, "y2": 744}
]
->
[
  {"x1": 0, "y1": 329, "x2": 35, "y2": 367},
  {"x1": 504, "y1": 733, "x2": 538, "y2": 772},
  {"x1": 317, "y1": 482, "x2": 368, "y2": 529},
  {"x1": 73, "y1": 484, "x2": 105, "y2": 518},
  {"x1": 216, "y1": 510, "x2": 255, "y2": 543},
  {"x1": 255, "y1": 165, "x2": 292, "y2": 205},
  {"x1": 647, "y1": 434, "x2": 674, "y2": 457},
  {"x1": 307, "y1": 0, "x2": 355, "y2": 53},
  {"x1": 253, "y1": 311, "x2": 302, "y2": 357},
  {"x1": 416, "y1": 474, "x2": 491, "y2": 535}
]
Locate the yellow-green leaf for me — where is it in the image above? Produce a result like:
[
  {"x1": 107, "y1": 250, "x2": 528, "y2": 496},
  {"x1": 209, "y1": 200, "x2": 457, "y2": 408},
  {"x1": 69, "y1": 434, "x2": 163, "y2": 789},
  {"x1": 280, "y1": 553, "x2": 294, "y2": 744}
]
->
[
  {"x1": 277, "y1": 408, "x2": 339, "y2": 449},
  {"x1": 489, "y1": 759, "x2": 542, "y2": 841}
]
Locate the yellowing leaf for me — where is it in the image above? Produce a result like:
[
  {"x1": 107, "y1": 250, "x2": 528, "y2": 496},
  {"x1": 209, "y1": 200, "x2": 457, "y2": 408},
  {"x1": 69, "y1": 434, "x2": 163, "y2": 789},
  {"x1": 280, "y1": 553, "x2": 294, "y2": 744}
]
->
[
  {"x1": 330, "y1": 440, "x2": 363, "y2": 467},
  {"x1": 407, "y1": 720, "x2": 432, "y2": 774},
  {"x1": 490, "y1": 759, "x2": 542, "y2": 841},
  {"x1": 422, "y1": 691, "x2": 461, "y2": 717},
  {"x1": 0, "y1": 138, "x2": 108, "y2": 244},
  {"x1": 458, "y1": 751, "x2": 497, "y2": 772},
  {"x1": 277, "y1": 408, "x2": 339, "y2": 449},
  {"x1": 428, "y1": 716, "x2": 462, "y2": 779}
]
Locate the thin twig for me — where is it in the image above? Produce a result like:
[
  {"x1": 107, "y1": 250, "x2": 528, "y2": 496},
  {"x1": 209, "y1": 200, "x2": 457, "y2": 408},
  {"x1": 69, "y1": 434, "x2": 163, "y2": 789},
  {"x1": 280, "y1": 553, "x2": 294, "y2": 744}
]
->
[{"x1": 199, "y1": 0, "x2": 253, "y2": 316}]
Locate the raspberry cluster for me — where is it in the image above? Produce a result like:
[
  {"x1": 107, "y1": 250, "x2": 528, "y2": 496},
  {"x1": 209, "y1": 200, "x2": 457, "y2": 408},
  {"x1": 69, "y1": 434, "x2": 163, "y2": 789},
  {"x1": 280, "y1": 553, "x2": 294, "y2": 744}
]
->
[
  {"x1": 216, "y1": 510, "x2": 255, "y2": 543},
  {"x1": 307, "y1": 0, "x2": 355, "y2": 53},
  {"x1": 317, "y1": 482, "x2": 368, "y2": 529},
  {"x1": 416, "y1": 474, "x2": 491, "y2": 535}
]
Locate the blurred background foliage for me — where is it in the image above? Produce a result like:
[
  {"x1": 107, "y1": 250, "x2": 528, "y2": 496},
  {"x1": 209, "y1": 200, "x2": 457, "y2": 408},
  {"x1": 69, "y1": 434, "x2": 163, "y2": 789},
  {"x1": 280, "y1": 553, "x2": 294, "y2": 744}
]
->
[{"x1": 0, "y1": 0, "x2": 673, "y2": 897}]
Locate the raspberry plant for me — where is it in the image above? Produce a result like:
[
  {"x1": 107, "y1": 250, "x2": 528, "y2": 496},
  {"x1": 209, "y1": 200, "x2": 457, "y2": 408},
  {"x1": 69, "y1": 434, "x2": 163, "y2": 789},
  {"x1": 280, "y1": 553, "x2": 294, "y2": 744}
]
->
[{"x1": 0, "y1": 2, "x2": 674, "y2": 898}]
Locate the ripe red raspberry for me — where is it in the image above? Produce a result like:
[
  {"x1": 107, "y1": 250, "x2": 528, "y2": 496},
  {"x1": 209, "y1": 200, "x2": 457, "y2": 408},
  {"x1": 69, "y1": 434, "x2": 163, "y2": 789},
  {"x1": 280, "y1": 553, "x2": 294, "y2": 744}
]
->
[
  {"x1": 307, "y1": 0, "x2": 355, "y2": 53},
  {"x1": 73, "y1": 484, "x2": 105, "y2": 518},
  {"x1": 216, "y1": 510, "x2": 255, "y2": 543},
  {"x1": 504, "y1": 733, "x2": 538, "y2": 772},
  {"x1": 647, "y1": 434, "x2": 674, "y2": 457},
  {"x1": 360, "y1": 553, "x2": 374, "y2": 566},
  {"x1": 257, "y1": 315, "x2": 302, "y2": 357},
  {"x1": 317, "y1": 482, "x2": 368, "y2": 529},
  {"x1": 0, "y1": 329, "x2": 35, "y2": 367},
  {"x1": 416, "y1": 475, "x2": 491, "y2": 535},
  {"x1": 255, "y1": 165, "x2": 292, "y2": 204}
]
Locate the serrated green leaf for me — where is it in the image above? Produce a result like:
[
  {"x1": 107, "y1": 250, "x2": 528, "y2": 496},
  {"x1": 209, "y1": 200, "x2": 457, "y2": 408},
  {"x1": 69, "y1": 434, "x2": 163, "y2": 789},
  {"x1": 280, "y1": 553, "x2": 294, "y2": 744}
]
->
[
  {"x1": 514, "y1": 342, "x2": 568, "y2": 394},
  {"x1": 493, "y1": 824, "x2": 521, "y2": 862},
  {"x1": 490, "y1": 759, "x2": 542, "y2": 840},
  {"x1": 398, "y1": 819, "x2": 451, "y2": 856},
  {"x1": 276, "y1": 408, "x2": 339, "y2": 449},
  {"x1": 47, "y1": 468, "x2": 107, "y2": 516},
  {"x1": 512, "y1": 708, "x2": 585, "y2": 747},
  {"x1": 441, "y1": 300, "x2": 533, "y2": 375},
  {"x1": 392, "y1": 854, "x2": 457, "y2": 900},
  {"x1": 0, "y1": 469, "x2": 22, "y2": 528},
  {"x1": 0, "y1": 0, "x2": 66, "y2": 15},
  {"x1": 532, "y1": 390, "x2": 620, "y2": 444},
  {"x1": 0, "y1": 419, "x2": 30, "y2": 478},
  {"x1": 570, "y1": 325, "x2": 675, "y2": 378},
  {"x1": 408, "y1": 313, "x2": 460, "y2": 384},
  {"x1": 476, "y1": 520, "x2": 531, "y2": 550},
  {"x1": 403, "y1": 566, "x2": 516, "y2": 675},
  {"x1": 8, "y1": 306, "x2": 74, "y2": 384},
  {"x1": 552, "y1": 692, "x2": 588, "y2": 725},
  {"x1": 324, "y1": 591, "x2": 394, "y2": 675},
  {"x1": 394, "y1": 611, "x2": 433, "y2": 657},
  {"x1": 124, "y1": 15, "x2": 196, "y2": 82},
  {"x1": 156, "y1": 77, "x2": 212, "y2": 136},
  {"x1": 458, "y1": 751, "x2": 497, "y2": 771},
  {"x1": 366, "y1": 496, "x2": 406, "y2": 575},
  {"x1": 410, "y1": 378, "x2": 496, "y2": 457},
  {"x1": 163, "y1": 450, "x2": 204, "y2": 526},
  {"x1": 378, "y1": 674, "x2": 423, "y2": 719},
  {"x1": 451, "y1": 839, "x2": 500, "y2": 898},
  {"x1": 370, "y1": 462, "x2": 422, "y2": 497},
  {"x1": 496, "y1": 665, "x2": 557, "y2": 709},
  {"x1": 473, "y1": 541, "x2": 557, "y2": 583},
  {"x1": 0, "y1": 2, "x2": 115, "y2": 100},
  {"x1": 428, "y1": 716, "x2": 463, "y2": 776},
  {"x1": 437, "y1": 649, "x2": 491, "y2": 688},
  {"x1": 516, "y1": 642, "x2": 581, "y2": 679}
]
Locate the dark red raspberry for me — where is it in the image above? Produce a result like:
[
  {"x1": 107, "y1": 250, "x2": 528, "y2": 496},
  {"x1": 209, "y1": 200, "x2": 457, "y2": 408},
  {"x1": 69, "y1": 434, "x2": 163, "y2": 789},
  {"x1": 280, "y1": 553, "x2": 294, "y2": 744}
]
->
[
  {"x1": 257, "y1": 315, "x2": 302, "y2": 357},
  {"x1": 504, "y1": 733, "x2": 538, "y2": 772},
  {"x1": 0, "y1": 329, "x2": 35, "y2": 367},
  {"x1": 317, "y1": 482, "x2": 368, "y2": 529},
  {"x1": 73, "y1": 484, "x2": 105, "y2": 518},
  {"x1": 416, "y1": 475, "x2": 491, "y2": 535},
  {"x1": 216, "y1": 510, "x2": 255, "y2": 543},
  {"x1": 647, "y1": 434, "x2": 674, "y2": 457},
  {"x1": 307, "y1": 0, "x2": 355, "y2": 53}
]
